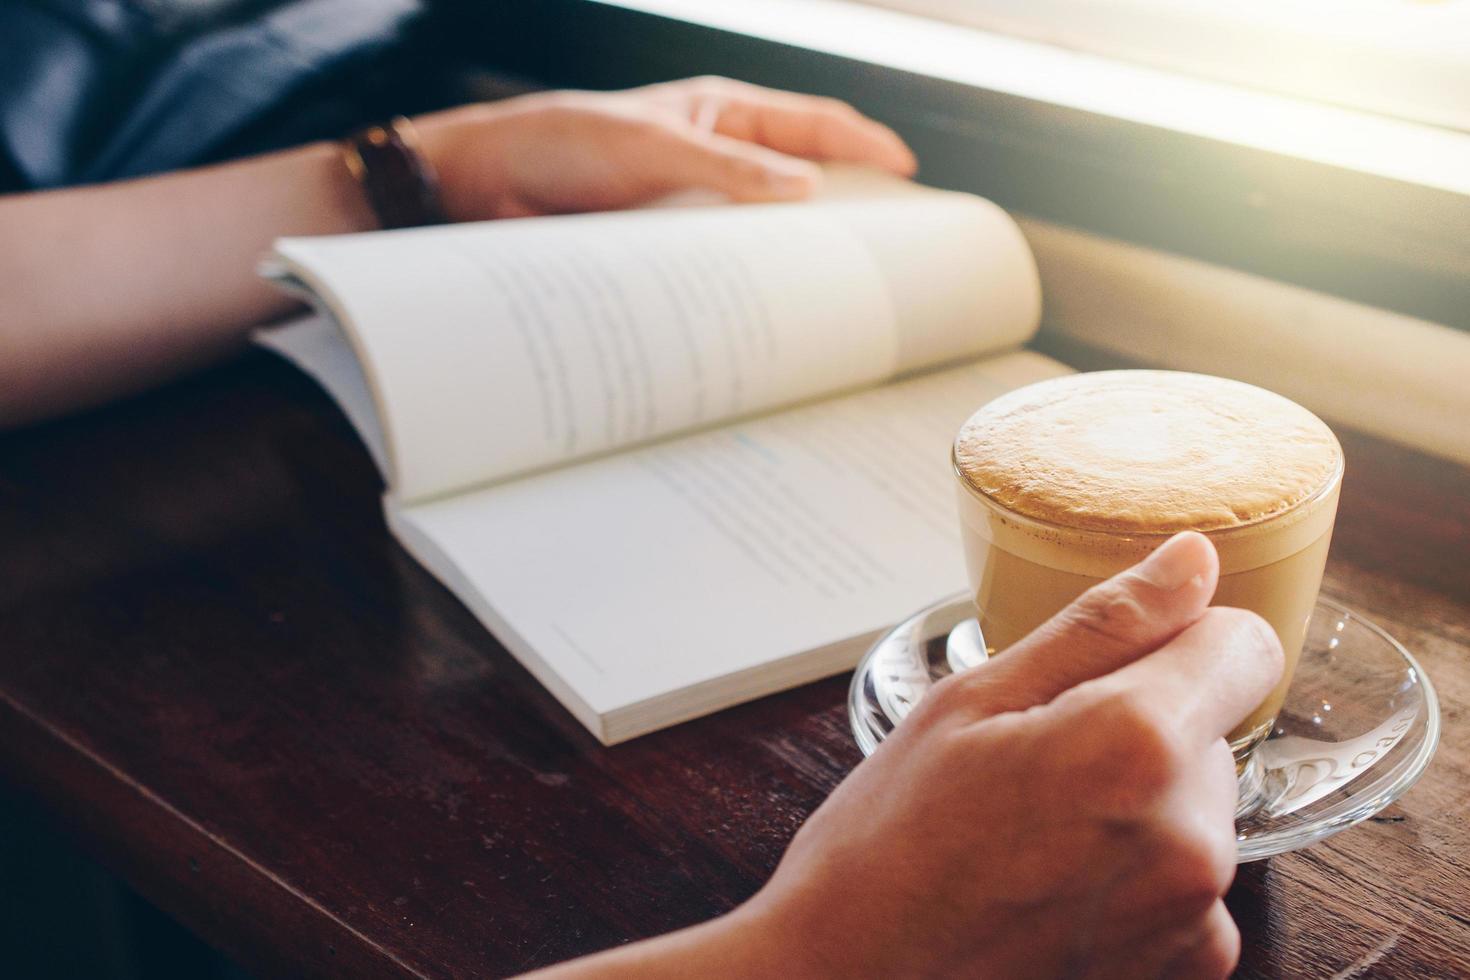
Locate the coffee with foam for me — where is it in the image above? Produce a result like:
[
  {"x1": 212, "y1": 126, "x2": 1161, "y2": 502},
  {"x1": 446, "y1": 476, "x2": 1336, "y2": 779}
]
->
[{"x1": 953, "y1": 370, "x2": 1343, "y2": 760}]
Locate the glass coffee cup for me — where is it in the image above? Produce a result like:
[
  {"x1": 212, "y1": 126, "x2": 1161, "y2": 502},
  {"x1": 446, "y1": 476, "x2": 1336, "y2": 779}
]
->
[{"x1": 953, "y1": 370, "x2": 1343, "y2": 784}]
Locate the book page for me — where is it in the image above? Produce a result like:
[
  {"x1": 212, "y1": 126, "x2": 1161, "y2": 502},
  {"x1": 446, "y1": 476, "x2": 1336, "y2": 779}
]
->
[
  {"x1": 256, "y1": 315, "x2": 390, "y2": 475},
  {"x1": 271, "y1": 183, "x2": 1038, "y2": 502},
  {"x1": 388, "y1": 350, "x2": 1069, "y2": 742}
]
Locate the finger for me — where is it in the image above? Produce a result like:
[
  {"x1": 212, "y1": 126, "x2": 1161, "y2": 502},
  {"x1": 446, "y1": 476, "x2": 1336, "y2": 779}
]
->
[
  {"x1": 1096, "y1": 605, "x2": 1285, "y2": 746},
  {"x1": 950, "y1": 532, "x2": 1219, "y2": 716},
  {"x1": 1087, "y1": 896, "x2": 1236, "y2": 980},
  {"x1": 632, "y1": 122, "x2": 825, "y2": 203},
  {"x1": 709, "y1": 90, "x2": 918, "y2": 176},
  {"x1": 1199, "y1": 737, "x2": 1242, "y2": 834},
  {"x1": 1095, "y1": 738, "x2": 1240, "y2": 925},
  {"x1": 639, "y1": 76, "x2": 917, "y2": 175},
  {"x1": 1158, "y1": 900, "x2": 1241, "y2": 980}
]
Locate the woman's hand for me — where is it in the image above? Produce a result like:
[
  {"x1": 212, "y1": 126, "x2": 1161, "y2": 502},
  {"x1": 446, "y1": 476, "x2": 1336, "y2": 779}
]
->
[
  {"x1": 736, "y1": 530, "x2": 1282, "y2": 979},
  {"x1": 416, "y1": 76, "x2": 917, "y2": 221}
]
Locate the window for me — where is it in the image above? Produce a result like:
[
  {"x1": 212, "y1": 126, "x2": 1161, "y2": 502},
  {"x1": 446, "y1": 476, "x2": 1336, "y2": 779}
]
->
[{"x1": 862, "y1": 0, "x2": 1470, "y2": 131}]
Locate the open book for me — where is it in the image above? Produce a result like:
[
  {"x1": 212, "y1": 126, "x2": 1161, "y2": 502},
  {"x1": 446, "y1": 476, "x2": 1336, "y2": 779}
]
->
[{"x1": 259, "y1": 171, "x2": 1070, "y2": 743}]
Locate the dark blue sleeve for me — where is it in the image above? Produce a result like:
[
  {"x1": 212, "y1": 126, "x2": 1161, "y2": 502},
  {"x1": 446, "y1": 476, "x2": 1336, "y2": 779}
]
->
[{"x1": 0, "y1": 0, "x2": 427, "y2": 192}]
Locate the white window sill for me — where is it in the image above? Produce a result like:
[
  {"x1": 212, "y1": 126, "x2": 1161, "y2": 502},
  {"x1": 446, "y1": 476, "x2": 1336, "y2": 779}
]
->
[{"x1": 1020, "y1": 218, "x2": 1470, "y2": 467}]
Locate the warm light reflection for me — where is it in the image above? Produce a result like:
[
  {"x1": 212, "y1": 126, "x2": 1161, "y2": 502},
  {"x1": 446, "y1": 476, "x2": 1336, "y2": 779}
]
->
[
  {"x1": 864, "y1": 0, "x2": 1470, "y2": 132},
  {"x1": 603, "y1": 0, "x2": 1470, "y2": 195}
]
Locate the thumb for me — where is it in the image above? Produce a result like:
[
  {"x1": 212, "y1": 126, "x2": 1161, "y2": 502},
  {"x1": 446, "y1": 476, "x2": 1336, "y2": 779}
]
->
[
  {"x1": 948, "y1": 531, "x2": 1220, "y2": 719},
  {"x1": 636, "y1": 123, "x2": 823, "y2": 203}
]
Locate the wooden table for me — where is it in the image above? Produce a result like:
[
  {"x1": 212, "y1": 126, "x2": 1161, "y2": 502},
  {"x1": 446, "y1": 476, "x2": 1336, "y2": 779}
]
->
[{"x1": 1, "y1": 347, "x2": 1466, "y2": 978}]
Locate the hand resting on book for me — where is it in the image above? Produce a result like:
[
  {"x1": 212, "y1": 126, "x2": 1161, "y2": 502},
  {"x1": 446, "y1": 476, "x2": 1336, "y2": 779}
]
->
[{"x1": 418, "y1": 76, "x2": 918, "y2": 221}]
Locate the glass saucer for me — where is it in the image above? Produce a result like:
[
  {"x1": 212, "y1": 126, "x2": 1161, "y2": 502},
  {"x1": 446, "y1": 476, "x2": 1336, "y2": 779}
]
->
[{"x1": 848, "y1": 593, "x2": 1440, "y2": 862}]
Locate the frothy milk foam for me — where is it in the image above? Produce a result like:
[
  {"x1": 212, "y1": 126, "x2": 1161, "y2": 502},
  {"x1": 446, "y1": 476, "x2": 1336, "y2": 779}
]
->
[{"x1": 953, "y1": 371, "x2": 1343, "y2": 759}]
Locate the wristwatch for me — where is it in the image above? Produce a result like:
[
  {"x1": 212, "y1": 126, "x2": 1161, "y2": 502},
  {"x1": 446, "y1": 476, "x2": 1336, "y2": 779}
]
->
[{"x1": 340, "y1": 116, "x2": 446, "y2": 230}]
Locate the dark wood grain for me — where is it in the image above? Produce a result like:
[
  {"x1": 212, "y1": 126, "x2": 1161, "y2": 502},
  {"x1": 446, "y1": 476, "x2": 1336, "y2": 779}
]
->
[{"x1": 1, "y1": 347, "x2": 1467, "y2": 978}]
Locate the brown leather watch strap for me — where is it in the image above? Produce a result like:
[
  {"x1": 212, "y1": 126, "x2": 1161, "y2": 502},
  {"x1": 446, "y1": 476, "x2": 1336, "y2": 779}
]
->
[{"x1": 341, "y1": 116, "x2": 446, "y2": 230}]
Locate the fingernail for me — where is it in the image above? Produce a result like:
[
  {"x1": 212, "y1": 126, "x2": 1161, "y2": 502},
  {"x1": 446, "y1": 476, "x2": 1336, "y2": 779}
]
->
[
  {"x1": 769, "y1": 175, "x2": 811, "y2": 198},
  {"x1": 1134, "y1": 532, "x2": 1208, "y2": 591},
  {"x1": 765, "y1": 165, "x2": 820, "y2": 198},
  {"x1": 895, "y1": 145, "x2": 919, "y2": 175}
]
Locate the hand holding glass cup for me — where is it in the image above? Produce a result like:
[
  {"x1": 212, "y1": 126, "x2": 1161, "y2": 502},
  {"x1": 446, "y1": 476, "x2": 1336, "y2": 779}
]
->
[{"x1": 952, "y1": 370, "x2": 1343, "y2": 814}]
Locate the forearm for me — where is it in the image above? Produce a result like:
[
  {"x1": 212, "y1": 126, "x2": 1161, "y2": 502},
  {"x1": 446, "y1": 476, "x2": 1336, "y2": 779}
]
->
[
  {"x1": 0, "y1": 78, "x2": 916, "y2": 429},
  {"x1": 525, "y1": 897, "x2": 822, "y2": 980},
  {"x1": 0, "y1": 142, "x2": 375, "y2": 427}
]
